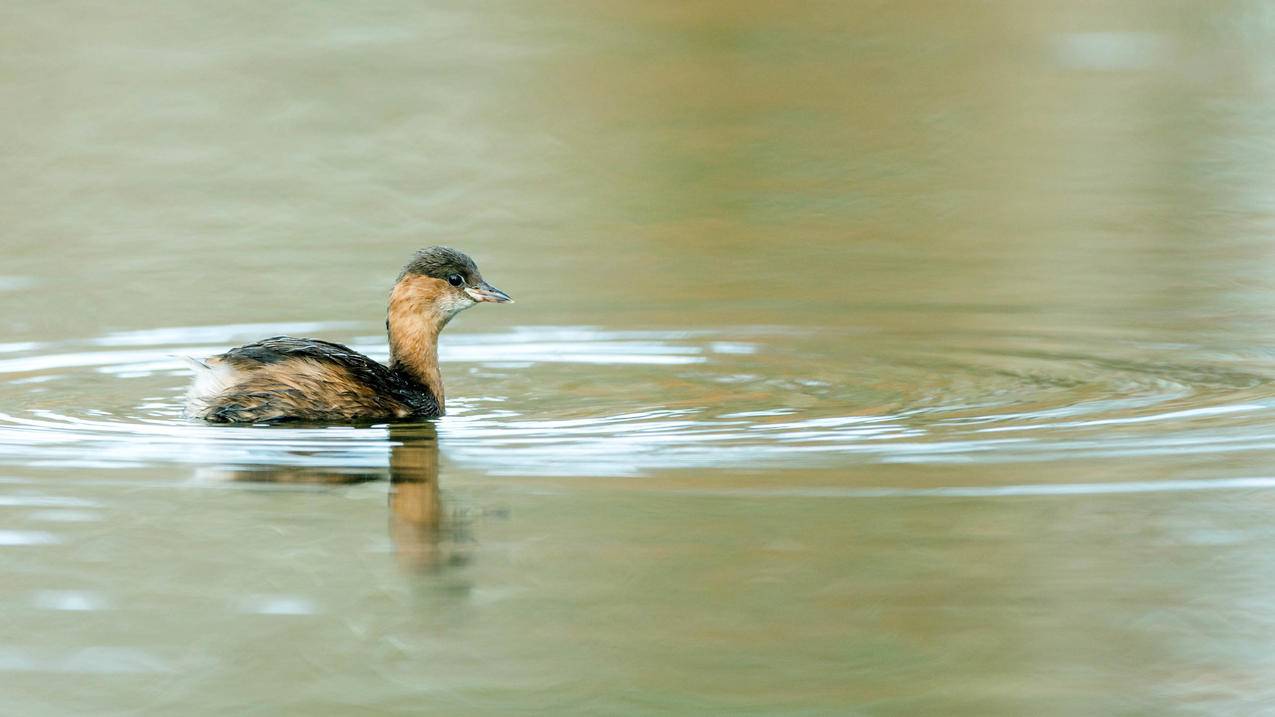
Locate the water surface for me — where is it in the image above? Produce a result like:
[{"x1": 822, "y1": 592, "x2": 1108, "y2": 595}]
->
[{"x1": 5, "y1": 2, "x2": 1275, "y2": 715}]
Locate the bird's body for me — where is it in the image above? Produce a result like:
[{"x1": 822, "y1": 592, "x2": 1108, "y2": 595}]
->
[
  {"x1": 184, "y1": 247, "x2": 511, "y2": 424},
  {"x1": 184, "y1": 336, "x2": 438, "y2": 423}
]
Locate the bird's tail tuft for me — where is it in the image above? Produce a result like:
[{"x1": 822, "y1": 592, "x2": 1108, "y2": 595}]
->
[{"x1": 175, "y1": 355, "x2": 211, "y2": 373}]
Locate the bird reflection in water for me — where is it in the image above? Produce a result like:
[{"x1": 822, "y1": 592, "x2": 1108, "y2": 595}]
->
[
  {"x1": 208, "y1": 423, "x2": 469, "y2": 572},
  {"x1": 386, "y1": 424, "x2": 471, "y2": 572}
]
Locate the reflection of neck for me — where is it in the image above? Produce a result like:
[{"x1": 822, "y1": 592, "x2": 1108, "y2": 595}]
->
[
  {"x1": 390, "y1": 438, "x2": 440, "y2": 526},
  {"x1": 387, "y1": 276, "x2": 451, "y2": 412},
  {"x1": 388, "y1": 426, "x2": 443, "y2": 571}
]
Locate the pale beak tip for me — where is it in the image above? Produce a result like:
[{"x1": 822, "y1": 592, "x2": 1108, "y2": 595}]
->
[{"x1": 467, "y1": 284, "x2": 514, "y2": 304}]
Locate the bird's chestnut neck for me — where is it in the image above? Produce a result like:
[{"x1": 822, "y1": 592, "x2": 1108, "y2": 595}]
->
[{"x1": 386, "y1": 275, "x2": 457, "y2": 412}]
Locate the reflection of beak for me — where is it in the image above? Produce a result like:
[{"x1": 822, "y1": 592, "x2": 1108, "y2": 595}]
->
[{"x1": 465, "y1": 282, "x2": 514, "y2": 304}]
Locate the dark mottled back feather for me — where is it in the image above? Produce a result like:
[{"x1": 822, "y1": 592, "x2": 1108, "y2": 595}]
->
[{"x1": 222, "y1": 336, "x2": 387, "y2": 373}]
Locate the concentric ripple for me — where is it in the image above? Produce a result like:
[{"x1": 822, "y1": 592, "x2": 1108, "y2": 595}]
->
[{"x1": 1, "y1": 322, "x2": 1274, "y2": 480}]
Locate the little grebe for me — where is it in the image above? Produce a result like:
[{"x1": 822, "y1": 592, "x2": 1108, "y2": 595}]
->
[{"x1": 184, "y1": 246, "x2": 511, "y2": 423}]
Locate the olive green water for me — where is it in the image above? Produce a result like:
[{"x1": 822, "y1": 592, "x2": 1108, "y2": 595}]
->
[{"x1": 6, "y1": 2, "x2": 1275, "y2": 714}]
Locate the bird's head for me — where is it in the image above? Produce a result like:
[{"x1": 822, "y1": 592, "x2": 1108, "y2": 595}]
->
[{"x1": 393, "y1": 246, "x2": 513, "y2": 324}]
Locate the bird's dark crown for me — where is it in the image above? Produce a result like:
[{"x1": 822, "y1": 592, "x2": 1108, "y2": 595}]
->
[{"x1": 398, "y1": 246, "x2": 481, "y2": 284}]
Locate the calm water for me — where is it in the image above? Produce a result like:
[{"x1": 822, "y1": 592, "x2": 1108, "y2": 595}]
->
[{"x1": 6, "y1": 2, "x2": 1275, "y2": 714}]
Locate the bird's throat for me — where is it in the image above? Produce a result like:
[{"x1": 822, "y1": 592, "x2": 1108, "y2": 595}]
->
[{"x1": 387, "y1": 276, "x2": 453, "y2": 412}]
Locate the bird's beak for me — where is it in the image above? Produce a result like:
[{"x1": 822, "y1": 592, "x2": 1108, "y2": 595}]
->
[{"x1": 465, "y1": 282, "x2": 514, "y2": 304}]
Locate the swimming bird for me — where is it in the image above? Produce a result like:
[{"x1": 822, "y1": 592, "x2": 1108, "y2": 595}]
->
[{"x1": 184, "y1": 246, "x2": 512, "y2": 423}]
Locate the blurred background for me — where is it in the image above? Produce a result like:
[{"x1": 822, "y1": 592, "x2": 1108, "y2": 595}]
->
[{"x1": 6, "y1": 1, "x2": 1275, "y2": 715}]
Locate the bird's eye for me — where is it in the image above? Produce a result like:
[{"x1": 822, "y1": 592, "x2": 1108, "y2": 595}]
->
[{"x1": 447, "y1": 274, "x2": 463, "y2": 287}]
